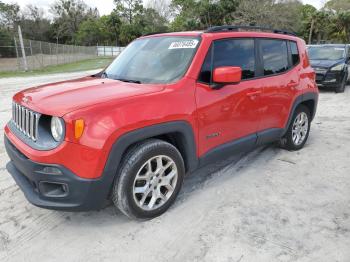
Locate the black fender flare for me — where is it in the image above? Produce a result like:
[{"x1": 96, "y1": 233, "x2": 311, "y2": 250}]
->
[
  {"x1": 103, "y1": 120, "x2": 198, "y2": 179},
  {"x1": 282, "y1": 92, "x2": 318, "y2": 136}
]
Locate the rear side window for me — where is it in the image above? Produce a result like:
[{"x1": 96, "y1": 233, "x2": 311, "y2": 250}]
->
[
  {"x1": 290, "y1": 41, "x2": 300, "y2": 66},
  {"x1": 261, "y1": 39, "x2": 289, "y2": 76},
  {"x1": 198, "y1": 38, "x2": 256, "y2": 84}
]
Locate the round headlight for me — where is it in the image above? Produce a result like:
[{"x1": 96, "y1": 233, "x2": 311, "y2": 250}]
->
[{"x1": 51, "y1": 117, "x2": 64, "y2": 142}]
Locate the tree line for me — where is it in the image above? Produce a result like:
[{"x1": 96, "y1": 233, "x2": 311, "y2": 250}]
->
[{"x1": 1, "y1": 0, "x2": 350, "y2": 49}]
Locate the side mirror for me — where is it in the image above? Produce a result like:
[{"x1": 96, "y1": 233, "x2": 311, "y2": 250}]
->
[{"x1": 213, "y1": 66, "x2": 242, "y2": 84}]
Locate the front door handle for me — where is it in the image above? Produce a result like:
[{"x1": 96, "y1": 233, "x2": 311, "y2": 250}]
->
[
  {"x1": 287, "y1": 81, "x2": 298, "y2": 89},
  {"x1": 247, "y1": 90, "x2": 262, "y2": 99}
]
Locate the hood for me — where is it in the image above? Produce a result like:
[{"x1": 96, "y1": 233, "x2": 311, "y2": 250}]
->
[
  {"x1": 13, "y1": 76, "x2": 165, "y2": 116},
  {"x1": 310, "y1": 59, "x2": 344, "y2": 69}
]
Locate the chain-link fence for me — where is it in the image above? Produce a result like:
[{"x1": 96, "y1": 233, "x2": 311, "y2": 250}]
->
[{"x1": 0, "y1": 38, "x2": 122, "y2": 72}]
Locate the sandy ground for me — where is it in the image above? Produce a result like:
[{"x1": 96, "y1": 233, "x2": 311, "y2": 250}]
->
[{"x1": 0, "y1": 72, "x2": 349, "y2": 262}]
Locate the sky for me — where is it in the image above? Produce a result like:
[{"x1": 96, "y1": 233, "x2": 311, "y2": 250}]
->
[{"x1": 2, "y1": 0, "x2": 327, "y2": 17}]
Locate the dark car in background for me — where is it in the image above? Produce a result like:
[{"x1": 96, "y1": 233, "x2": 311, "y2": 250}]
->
[{"x1": 307, "y1": 44, "x2": 350, "y2": 93}]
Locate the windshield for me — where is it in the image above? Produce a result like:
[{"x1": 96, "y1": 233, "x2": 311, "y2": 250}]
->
[
  {"x1": 104, "y1": 36, "x2": 200, "y2": 84},
  {"x1": 308, "y1": 46, "x2": 346, "y2": 60}
]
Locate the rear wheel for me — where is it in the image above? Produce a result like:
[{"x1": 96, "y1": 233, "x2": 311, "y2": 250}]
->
[
  {"x1": 280, "y1": 105, "x2": 311, "y2": 151},
  {"x1": 112, "y1": 139, "x2": 185, "y2": 219}
]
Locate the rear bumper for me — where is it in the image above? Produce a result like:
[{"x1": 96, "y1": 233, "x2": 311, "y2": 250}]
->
[{"x1": 5, "y1": 135, "x2": 111, "y2": 211}]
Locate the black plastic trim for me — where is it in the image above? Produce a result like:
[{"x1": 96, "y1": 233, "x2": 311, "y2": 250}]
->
[
  {"x1": 282, "y1": 92, "x2": 318, "y2": 136},
  {"x1": 103, "y1": 121, "x2": 198, "y2": 175},
  {"x1": 5, "y1": 135, "x2": 110, "y2": 211},
  {"x1": 256, "y1": 128, "x2": 284, "y2": 146},
  {"x1": 199, "y1": 133, "x2": 257, "y2": 167}
]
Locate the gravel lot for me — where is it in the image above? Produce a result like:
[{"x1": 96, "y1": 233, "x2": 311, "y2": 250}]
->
[{"x1": 0, "y1": 72, "x2": 349, "y2": 262}]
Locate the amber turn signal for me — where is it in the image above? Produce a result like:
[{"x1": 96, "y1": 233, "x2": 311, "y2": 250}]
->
[{"x1": 74, "y1": 119, "x2": 85, "y2": 139}]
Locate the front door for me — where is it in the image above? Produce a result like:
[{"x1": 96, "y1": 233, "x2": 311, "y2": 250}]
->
[{"x1": 195, "y1": 38, "x2": 262, "y2": 157}]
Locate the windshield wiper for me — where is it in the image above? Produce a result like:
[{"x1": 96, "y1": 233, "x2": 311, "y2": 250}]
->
[{"x1": 116, "y1": 78, "x2": 142, "y2": 84}]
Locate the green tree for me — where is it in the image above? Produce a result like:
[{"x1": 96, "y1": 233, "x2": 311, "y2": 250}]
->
[
  {"x1": 138, "y1": 8, "x2": 168, "y2": 34},
  {"x1": 76, "y1": 18, "x2": 103, "y2": 45},
  {"x1": 325, "y1": 0, "x2": 350, "y2": 12},
  {"x1": 50, "y1": 0, "x2": 99, "y2": 43},
  {"x1": 114, "y1": 0, "x2": 143, "y2": 24},
  {"x1": 170, "y1": 0, "x2": 238, "y2": 31},
  {"x1": 233, "y1": 0, "x2": 303, "y2": 32},
  {"x1": 0, "y1": 1, "x2": 20, "y2": 30},
  {"x1": 20, "y1": 5, "x2": 51, "y2": 41},
  {"x1": 0, "y1": 28, "x2": 15, "y2": 57},
  {"x1": 333, "y1": 11, "x2": 350, "y2": 42}
]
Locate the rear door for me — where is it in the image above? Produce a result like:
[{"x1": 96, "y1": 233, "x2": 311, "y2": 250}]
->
[
  {"x1": 257, "y1": 39, "x2": 298, "y2": 137},
  {"x1": 195, "y1": 38, "x2": 263, "y2": 156}
]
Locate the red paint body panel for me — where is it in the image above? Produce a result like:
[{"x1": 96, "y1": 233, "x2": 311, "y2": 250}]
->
[
  {"x1": 13, "y1": 77, "x2": 165, "y2": 117},
  {"x1": 5, "y1": 125, "x2": 104, "y2": 179},
  {"x1": 5, "y1": 31, "x2": 318, "y2": 180}
]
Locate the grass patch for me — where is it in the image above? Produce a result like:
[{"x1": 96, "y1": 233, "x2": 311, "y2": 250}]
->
[{"x1": 0, "y1": 57, "x2": 114, "y2": 78}]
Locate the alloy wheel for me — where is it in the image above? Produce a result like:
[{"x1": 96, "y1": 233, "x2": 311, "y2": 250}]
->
[
  {"x1": 132, "y1": 155, "x2": 178, "y2": 211},
  {"x1": 292, "y1": 112, "x2": 309, "y2": 146}
]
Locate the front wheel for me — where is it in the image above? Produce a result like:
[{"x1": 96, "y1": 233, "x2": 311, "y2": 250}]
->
[
  {"x1": 112, "y1": 139, "x2": 185, "y2": 219},
  {"x1": 335, "y1": 73, "x2": 347, "y2": 93},
  {"x1": 280, "y1": 105, "x2": 311, "y2": 151}
]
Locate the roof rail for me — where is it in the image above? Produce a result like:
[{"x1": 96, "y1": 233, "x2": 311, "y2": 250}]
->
[
  {"x1": 205, "y1": 25, "x2": 296, "y2": 36},
  {"x1": 142, "y1": 31, "x2": 167, "y2": 37}
]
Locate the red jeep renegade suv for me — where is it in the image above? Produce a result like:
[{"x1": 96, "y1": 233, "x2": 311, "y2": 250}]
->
[{"x1": 4, "y1": 26, "x2": 318, "y2": 219}]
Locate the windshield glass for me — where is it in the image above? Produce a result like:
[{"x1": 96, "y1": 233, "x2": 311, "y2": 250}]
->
[
  {"x1": 308, "y1": 46, "x2": 345, "y2": 60},
  {"x1": 104, "y1": 36, "x2": 200, "y2": 84}
]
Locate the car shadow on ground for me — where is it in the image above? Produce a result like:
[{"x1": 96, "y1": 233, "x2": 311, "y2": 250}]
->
[{"x1": 57, "y1": 144, "x2": 280, "y2": 225}]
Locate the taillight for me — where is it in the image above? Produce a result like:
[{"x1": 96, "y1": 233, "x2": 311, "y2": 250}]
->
[{"x1": 311, "y1": 70, "x2": 316, "y2": 81}]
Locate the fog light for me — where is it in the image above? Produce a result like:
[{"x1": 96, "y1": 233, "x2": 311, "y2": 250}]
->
[
  {"x1": 39, "y1": 182, "x2": 69, "y2": 197},
  {"x1": 40, "y1": 166, "x2": 62, "y2": 175}
]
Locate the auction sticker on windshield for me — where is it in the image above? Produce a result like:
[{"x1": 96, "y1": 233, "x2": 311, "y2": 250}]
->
[{"x1": 169, "y1": 40, "x2": 199, "y2": 49}]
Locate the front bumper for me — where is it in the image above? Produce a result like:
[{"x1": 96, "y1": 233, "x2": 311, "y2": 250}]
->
[
  {"x1": 315, "y1": 71, "x2": 344, "y2": 87},
  {"x1": 5, "y1": 135, "x2": 111, "y2": 211}
]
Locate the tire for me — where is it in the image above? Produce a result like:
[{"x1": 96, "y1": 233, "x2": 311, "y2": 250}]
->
[
  {"x1": 335, "y1": 73, "x2": 347, "y2": 93},
  {"x1": 112, "y1": 139, "x2": 185, "y2": 220},
  {"x1": 280, "y1": 105, "x2": 311, "y2": 151}
]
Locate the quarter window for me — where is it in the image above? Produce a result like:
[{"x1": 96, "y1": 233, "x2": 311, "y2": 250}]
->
[
  {"x1": 198, "y1": 39, "x2": 256, "y2": 84},
  {"x1": 290, "y1": 41, "x2": 300, "y2": 66},
  {"x1": 261, "y1": 39, "x2": 289, "y2": 76},
  {"x1": 198, "y1": 46, "x2": 212, "y2": 84}
]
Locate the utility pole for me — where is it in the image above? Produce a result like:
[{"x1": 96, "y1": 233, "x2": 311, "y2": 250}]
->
[
  {"x1": 18, "y1": 25, "x2": 28, "y2": 71},
  {"x1": 308, "y1": 18, "x2": 314, "y2": 45},
  {"x1": 13, "y1": 37, "x2": 20, "y2": 70}
]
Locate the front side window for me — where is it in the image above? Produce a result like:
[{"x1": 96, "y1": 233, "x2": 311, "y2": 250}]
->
[
  {"x1": 261, "y1": 39, "x2": 289, "y2": 76},
  {"x1": 198, "y1": 38, "x2": 256, "y2": 84},
  {"x1": 104, "y1": 36, "x2": 200, "y2": 84}
]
